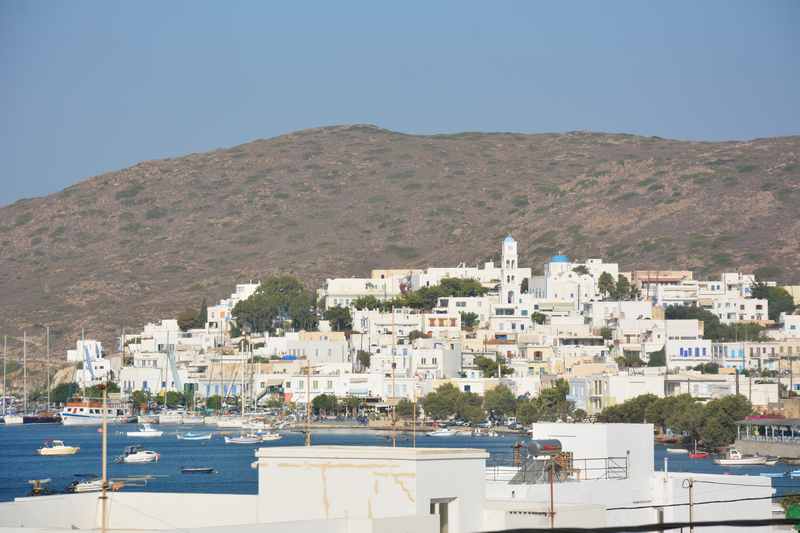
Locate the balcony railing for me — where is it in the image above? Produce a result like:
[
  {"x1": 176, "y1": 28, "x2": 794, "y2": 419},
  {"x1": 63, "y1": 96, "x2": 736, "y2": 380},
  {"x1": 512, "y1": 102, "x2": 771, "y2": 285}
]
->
[{"x1": 485, "y1": 453, "x2": 628, "y2": 484}]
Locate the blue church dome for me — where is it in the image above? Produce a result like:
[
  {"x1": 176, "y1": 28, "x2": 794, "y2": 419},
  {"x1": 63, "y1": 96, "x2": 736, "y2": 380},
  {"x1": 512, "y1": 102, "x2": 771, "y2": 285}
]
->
[
  {"x1": 550, "y1": 255, "x2": 570, "y2": 263},
  {"x1": 503, "y1": 235, "x2": 515, "y2": 244}
]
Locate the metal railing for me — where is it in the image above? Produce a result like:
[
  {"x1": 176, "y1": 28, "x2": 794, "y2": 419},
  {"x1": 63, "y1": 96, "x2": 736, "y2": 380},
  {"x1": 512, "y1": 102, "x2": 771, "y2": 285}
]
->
[{"x1": 485, "y1": 454, "x2": 628, "y2": 484}]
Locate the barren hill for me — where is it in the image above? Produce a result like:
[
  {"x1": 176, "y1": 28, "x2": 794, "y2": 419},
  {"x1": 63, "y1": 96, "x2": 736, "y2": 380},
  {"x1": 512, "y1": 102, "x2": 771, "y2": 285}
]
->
[{"x1": 1, "y1": 124, "x2": 799, "y2": 375}]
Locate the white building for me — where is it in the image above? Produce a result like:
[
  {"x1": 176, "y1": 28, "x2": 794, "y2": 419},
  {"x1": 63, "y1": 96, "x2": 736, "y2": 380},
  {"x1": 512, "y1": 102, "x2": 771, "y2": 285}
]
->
[
  {"x1": 706, "y1": 296, "x2": 768, "y2": 324},
  {"x1": 318, "y1": 277, "x2": 403, "y2": 309},
  {"x1": 530, "y1": 255, "x2": 619, "y2": 307},
  {"x1": 66, "y1": 339, "x2": 103, "y2": 363}
]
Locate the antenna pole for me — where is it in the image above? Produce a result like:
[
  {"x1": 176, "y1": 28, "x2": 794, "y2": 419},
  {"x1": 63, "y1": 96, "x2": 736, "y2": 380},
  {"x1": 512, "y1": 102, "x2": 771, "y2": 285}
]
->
[
  {"x1": 100, "y1": 383, "x2": 109, "y2": 533},
  {"x1": 23, "y1": 331, "x2": 27, "y2": 415},
  {"x1": 46, "y1": 326, "x2": 50, "y2": 410},
  {"x1": 305, "y1": 357, "x2": 311, "y2": 446}
]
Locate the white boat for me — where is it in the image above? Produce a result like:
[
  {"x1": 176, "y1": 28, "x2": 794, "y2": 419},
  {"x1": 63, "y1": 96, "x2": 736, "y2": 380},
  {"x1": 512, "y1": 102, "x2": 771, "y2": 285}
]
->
[
  {"x1": 137, "y1": 414, "x2": 157, "y2": 424},
  {"x1": 426, "y1": 428, "x2": 456, "y2": 437},
  {"x1": 666, "y1": 448, "x2": 689, "y2": 454},
  {"x1": 61, "y1": 399, "x2": 131, "y2": 425},
  {"x1": 258, "y1": 432, "x2": 282, "y2": 442},
  {"x1": 216, "y1": 417, "x2": 244, "y2": 428},
  {"x1": 157, "y1": 412, "x2": 182, "y2": 425},
  {"x1": 713, "y1": 448, "x2": 767, "y2": 466},
  {"x1": 177, "y1": 431, "x2": 213, "y2": 441},
  {"x1": 3, "y1": 414, "x2": 23, "y2": 425},
  {"x1": 224, "y1": 433, "x2": 262, "y2": 444},
  {"x1": 115, "y1": 445, "x2": 160, "y2": 464},
  {"x1": 37, "y1": 440, "x2": 80, "y2": 456},
  {"x1": 66, "y1": 478, "x2": 103, "y2": 493},
  {"x1": 126, "y1": 424, "x2": 163, "y2": 438}
]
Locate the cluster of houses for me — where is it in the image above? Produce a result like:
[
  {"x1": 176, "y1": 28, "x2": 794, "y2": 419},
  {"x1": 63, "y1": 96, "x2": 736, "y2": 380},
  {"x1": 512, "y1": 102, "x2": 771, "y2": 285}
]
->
[{"x1": 71, "y1": 236, "x2": 800, "y2": 416}]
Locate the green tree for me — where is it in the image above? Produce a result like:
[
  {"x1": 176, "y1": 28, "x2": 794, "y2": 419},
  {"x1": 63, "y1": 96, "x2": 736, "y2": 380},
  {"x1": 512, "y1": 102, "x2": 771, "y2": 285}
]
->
[
  {"x1": 484, "y1": 385, "x2": 517, "y2": 418},
  {"x1": 165, "y1": 391, "x2": 186, "y2": 408},
  {"x1": 51, "y1": 383, "x2": 79, "y2": 404},
  {"x1": 395, "y1": 398, "x2": 419, "y2": 418},
  {"x1": 598, "y1": 272, "x2": 616, "y2": 299},
  {"x1": 458, "y1": 392, "x2": 486, "y2": 424},
  {"x1": 573, "y1": 408, "x2": 588, "y2": 421},
  {"x1": 473, "y1": 355, "x2": 513, "y2": 377},
  {"x1": 647, "y1": 348, "x2": 666, "y2": 367},
  {"x1": 572, "y1": 265, "x2": 590, "y2": 276},
  {"x1": 422, "y1": 383, "x2": 462, "y2": 420},
  {"x1": 537, "y1": 379, "x2": 574, "y2": 421},
  {"x1": 233, "y1": 275, "x2": 318, "y2": 334},
  {"x1": 130, "y1": 390, "x2": 149, "y2": 411},
  {"x1": 323, "y1": 306, "x2": 352, "y2": 331},
  {"x1": 177, "y1": 308, "x2": 199, "y2": 331},
  {"x1": 531, "y1": 312, "x2": 546, "y2": 325},
  {"x1": 751, "y1": 281, "x2": 795, "y2": 321},
  {"x1": 693, "y1": 362, "x2": 720, "y2": 374},
  {"x1": 700, "y1": 395, "x2": 752, "y2": 448},
  {"x1": 205, "y1": 395, "x2": 223, "y2": 411},
  {"x1": 408, "y1": 330, "x2": 427, "y2": 342},
  {"x1": 84, "y1": 383, "x2": 120, "y2": 398},
  {"x1": 341, "y1": 396, "x2": 362, "y2": 416},
  {"x1": 357, "y1": 350, "x2": 371, "y2": 369},
  {"x1": 192, "y1": 297, "x2": 208, "y2": 328},
  {"x1": 312, "y1": 393, "x2": 337, "y2": 415},
  {"x1": 460, "y1": 312, "x2": 479, "y2": 330},
  {"x1": 516, "y1": 398, "x2": 540, "y2": 425},
  {"x1": 599, "y1": 327, "x2": 613, "y2": 340},
  {"x1": 597, "y1": 394, "x2": 659, "y2": 423},
  {"x1": 352, "y1": 296, "x2": 382, "y2": 310},
  {"x1": 612, "y1": 274, "x2": 632, "y2": 300}
]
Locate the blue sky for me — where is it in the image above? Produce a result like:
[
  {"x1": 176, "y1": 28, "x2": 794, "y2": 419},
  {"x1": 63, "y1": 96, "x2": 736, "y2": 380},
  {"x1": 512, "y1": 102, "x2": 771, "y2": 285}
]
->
[{"x1": 1, "y1": 1, "x2": 798, "y2": 206}]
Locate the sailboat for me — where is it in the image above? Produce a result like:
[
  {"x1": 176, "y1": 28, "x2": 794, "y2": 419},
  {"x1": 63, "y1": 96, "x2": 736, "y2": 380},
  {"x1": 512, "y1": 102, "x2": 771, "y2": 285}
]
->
[{"x1": 688, "y1": 441, "x2": 709, "y2": 459}]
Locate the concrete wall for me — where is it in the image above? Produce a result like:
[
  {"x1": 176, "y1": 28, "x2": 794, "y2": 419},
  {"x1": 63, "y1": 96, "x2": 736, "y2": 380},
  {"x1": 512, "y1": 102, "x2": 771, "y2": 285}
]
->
[
  {"x1": 735, "y1": 439, "x2": 800, "y2": 459},
  {"x1": 255, "y1": 446, "x2": 488, "y2": 533}
]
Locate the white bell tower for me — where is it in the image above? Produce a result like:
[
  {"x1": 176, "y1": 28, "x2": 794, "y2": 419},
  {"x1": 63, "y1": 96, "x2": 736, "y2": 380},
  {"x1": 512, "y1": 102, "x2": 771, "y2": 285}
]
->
[{"x1": 501, "y1": 235, "x2": 519, "y2": 304}]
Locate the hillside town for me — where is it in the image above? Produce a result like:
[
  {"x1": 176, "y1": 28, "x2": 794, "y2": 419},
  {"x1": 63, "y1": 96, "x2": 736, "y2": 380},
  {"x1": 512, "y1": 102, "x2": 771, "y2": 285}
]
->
[{"x1": 26, "y1": 235, "x2": 794, "y2": 428}]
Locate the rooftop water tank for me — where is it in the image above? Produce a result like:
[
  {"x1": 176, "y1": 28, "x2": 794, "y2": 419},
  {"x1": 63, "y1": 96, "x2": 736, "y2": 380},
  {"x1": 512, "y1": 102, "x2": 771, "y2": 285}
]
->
[{"x1": 527, "y1": 439, "x2": 563, "y2": 457}]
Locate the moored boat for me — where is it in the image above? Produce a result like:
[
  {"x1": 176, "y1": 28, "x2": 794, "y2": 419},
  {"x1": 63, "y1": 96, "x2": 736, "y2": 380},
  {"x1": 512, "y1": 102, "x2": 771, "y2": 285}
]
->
[
  {"x1": 258, "y1": 432, "x2": 282, "y2": 442},
  {"x1": 177, "y1": 431, "x2": 213, "y2": 441},
  {"x1": 224, "y1": 433, "x2": 261, "y2": 444},
  {"x1": 713, "y1": 447, "x2": 767, "y2": 466},
  {"x1": 3, "y1": 414, "x2": 23, "y2": 425},
  {"x1": 37, "y1": 440, "x2": 80, "y2": 456},
  {"x1": 426, "y1": 428, "x2": 456, "y2": 437},
  {"x1": 666, "y1": 448, "x2": 689, "y2": 454},
  {"x1": 126, "y1": 424, "x2": 164, "y2": 438},
  {"x1": 61, "y1": 398, "x2": 132, "y2": 426},
  {"x1": 181, "y1": 466, "x2": 215, "y2": 474},
  {"x1": 115, "y1": 445, "x2": 160, "y2": 464}
]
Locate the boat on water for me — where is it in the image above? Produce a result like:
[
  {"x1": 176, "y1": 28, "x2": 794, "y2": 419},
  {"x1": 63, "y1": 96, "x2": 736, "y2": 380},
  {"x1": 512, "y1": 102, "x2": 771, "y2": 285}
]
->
[
  {"x1": 224, "y1": 433, "x2": 262, "y2": 444},
  {"x1": 23, "y1": 411, "x2": 62, "y2": 424},
  {"x1": 65, "y1": 478, "x2": 104, "y2": 493},
  {"x1": 257, "y1": 432, "x2": 282, "y2": 442},
  {"x1": 157, "y1": 412, "x2": 182, "y2": 425},
  {"x1": 688, "y1": 441, "x2": 709, "y2": 459},
  {"x1": 181, "y1": 467, "x2": 215, "y2": 474},
  {"x1": 126, "y1": 424, "x2": 164, "y2": 438},
  {"x1": 759, "y1": 472, "x2": 786, "y2": 478},
  {"x1": 216, "y1": 417, "x2": 245, "y2": 429},
  {"x1": 426, "y1": 428, "x2": 456, "y2": 437},
  {"x1": 713, "y1": 447, "x2": 767, "y2": 466},
  {"x1": 765, "y1": 457, "x2": 780, "y2": 466},
  {"x1": 61, "y1": 398, "x2": 132, "y2": 426},
  {"x1": 3, "y1": 414, "x2": 23, "y2": 425},
  {"x1": 666, "y1": 448, "x2": 689, "y2": 454},
  {"x1": 182, "y1": 414, "x2": 204, "y2": 424},
  {"x1": 137, "y1": 414, "x2": 157, "y2": 424},
  {"x1": 177, "y1": 431, "x2": 213, "y2": 441},
  {"x1": 37, "y1": 440, "x2": 80, "y2": 456},
  {"x1": 115, "y1": 445, "x2": 160, "y2": 464}
]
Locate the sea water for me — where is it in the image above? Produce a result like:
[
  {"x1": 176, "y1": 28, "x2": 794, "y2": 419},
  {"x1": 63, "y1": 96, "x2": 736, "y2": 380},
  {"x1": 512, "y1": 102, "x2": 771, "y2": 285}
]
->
[{"x1": 1, "y1": 423, "x2": 797, "y2": 502}]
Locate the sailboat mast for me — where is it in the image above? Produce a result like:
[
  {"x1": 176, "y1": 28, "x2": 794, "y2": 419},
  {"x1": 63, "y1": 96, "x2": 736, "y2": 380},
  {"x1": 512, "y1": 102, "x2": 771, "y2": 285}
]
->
[
  {"x1": 2, "y1": 335, "x2": 6, "y2": 417},
  {"x1": 46, "y1": 326, "x2": 50, "y2": 410},
  {"x1": 23, "y1": 331, "x2": 27, "y2": 415}
]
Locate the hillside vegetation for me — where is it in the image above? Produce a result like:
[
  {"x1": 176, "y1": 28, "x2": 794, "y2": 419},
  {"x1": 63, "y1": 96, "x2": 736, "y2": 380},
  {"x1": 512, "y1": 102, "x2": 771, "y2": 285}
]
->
[{"x1": 1, "y1": 124, "x2": 798, "y2": 371}]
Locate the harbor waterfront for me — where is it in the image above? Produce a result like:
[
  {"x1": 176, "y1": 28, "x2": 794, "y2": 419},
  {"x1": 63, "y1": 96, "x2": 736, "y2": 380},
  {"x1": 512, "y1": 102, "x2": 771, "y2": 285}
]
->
[{"x1": 1, "y1": 423, "x2": 798, "y2": 503}]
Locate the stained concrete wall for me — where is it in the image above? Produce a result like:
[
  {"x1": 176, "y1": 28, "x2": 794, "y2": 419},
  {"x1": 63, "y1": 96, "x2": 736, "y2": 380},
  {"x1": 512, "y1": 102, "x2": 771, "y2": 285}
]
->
[{"x1": 735, "y1": 439, "x2": 800, "y2": 458}]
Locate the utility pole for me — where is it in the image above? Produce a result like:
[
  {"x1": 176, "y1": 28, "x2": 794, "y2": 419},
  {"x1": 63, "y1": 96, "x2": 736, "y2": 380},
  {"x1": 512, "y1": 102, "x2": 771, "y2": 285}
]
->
[
  {"x1": 305, "y1": 357, "x2": 311, "y2": 446},
  {"x1": 46, "y1": 326, "x2": 50, "y2": 410},
  {"x1": 548, "y1": 461, "x2": 555, "y2": 529},
  {"x1": 100, "y1": 383, "x2": 109, "y2": 533},
  {"x1": 684, "y1": 478, "x2": 695, "y2": 533},
  {"x1": 23, "y1": 331, "x2": 27, "y2": 415}
]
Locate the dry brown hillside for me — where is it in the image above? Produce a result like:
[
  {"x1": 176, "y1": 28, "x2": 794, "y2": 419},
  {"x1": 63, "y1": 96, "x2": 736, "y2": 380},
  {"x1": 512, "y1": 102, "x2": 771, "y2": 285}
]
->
[{"x1": 1, "y1": 124, "x2": 799, "y2": 381}]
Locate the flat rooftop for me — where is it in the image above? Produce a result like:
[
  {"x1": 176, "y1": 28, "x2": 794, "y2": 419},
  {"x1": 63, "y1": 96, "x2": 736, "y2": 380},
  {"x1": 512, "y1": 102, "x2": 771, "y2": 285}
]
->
[{"x1": 255, "y1": 445, "x2": 490, "y2": 461}]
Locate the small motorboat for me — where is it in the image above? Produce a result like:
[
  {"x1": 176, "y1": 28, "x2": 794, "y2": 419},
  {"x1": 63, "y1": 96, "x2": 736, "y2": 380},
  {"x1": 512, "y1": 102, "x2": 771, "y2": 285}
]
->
[
  {"x1": 426, "y1": 428, "x2": 456, "y2": 437},
  {"x1": 224, "y1": 433, "x2": 262, "y2": 444},
  {"x1": 65, "y1": 478, "x2": 104, "y2": 493},
  {"x1": 115, "y1": 445, "x2": 160, "y2": 464},
  {"x1": 688, "y1": 441, "x2": 709, "y2": 459},
  {"x1": 177, "y1": 431, "x2": 213, "y2": 441},
  {"x1": 258, "y1": 432, "x2": 282, "y2": 442},
  {"x1": 765, "y1": 457, "x2": 780, "y2": 466},
  {"x1": 759, "y1": 472, "x2": 786, "y2": 478},
  {"x1": 713, "y1": 447, "x2": 767, "y2": 466},
  {"x1": 181, "y1": 467, "x2": 215, "y2": 474},
  {"x1": 666, "y1": 448, "x2": 688, "y2": 454},
  {"x1": 37, "y1": 440, "x2": 80, "y2": 456},
  {"x1": 127, "y1": 424, "x2": 164, "y2": 438}
]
